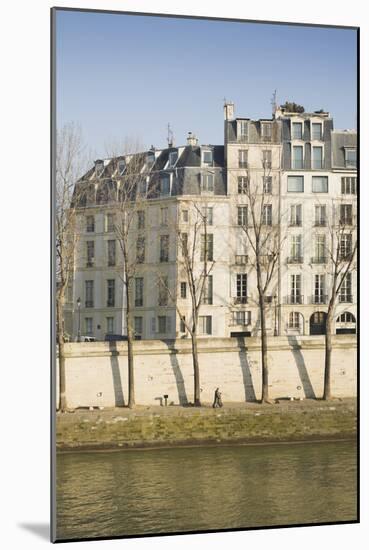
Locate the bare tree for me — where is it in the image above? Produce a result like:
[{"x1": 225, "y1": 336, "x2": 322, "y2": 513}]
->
[
  {"x1": 322, "y1": 200, "x2": 357, "y2": 400},
  {"x1": 55, "y1": 122, "x2": 88, "y2": 412}
]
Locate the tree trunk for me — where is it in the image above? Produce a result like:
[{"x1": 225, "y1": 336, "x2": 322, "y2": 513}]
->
[
  {"x1": 125, "y1": 282, "x2": 135, "y2": 408},
  {"x1": 259, "y1": 296, "x2": 269, "y2": 403},
  {"x1": 56, "y1": 295, "x2": 67, "y2": 412},
  {"x1": 323, "y1": 309, "x2": 334, "y2": 400},
  {"x1": 191, "y1": 332, "x2": 201, "y2": 406}
]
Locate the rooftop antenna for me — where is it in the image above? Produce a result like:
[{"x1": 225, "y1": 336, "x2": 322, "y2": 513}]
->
[
  {"x1": 167, "y1": 123, "x2": 174, "y2": 148},
  {"x1": 271, "y1": 89, "x2": 277, "y2": 116}
]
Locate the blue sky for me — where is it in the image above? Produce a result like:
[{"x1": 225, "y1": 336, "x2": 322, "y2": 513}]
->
[{"x1": 56, "y1": 10, "x2": 357, "y2": 156}]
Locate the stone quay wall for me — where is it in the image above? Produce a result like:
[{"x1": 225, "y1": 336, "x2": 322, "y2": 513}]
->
[{"x1": 57, "y1": 336, "x2": 357, "y2": 408}]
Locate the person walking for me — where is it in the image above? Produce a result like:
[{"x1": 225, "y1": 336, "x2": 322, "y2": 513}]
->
[{"x1": 212, "y1": 387, "x2": 223, "y2": 408}]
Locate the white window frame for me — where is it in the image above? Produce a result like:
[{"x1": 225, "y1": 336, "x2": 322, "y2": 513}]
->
[{"x1": 312, "y1": 146, "x2": 324, "y2": 169}]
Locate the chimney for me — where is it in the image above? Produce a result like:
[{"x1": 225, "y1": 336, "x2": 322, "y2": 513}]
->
[
  {"x1": 187, "y1": 132, "x2": 198, "y2": 146},
  {"x1": 224, "y1": 101, "x2": 234, "y2": 121}
]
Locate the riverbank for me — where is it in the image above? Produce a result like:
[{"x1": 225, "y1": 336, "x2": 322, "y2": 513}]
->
[{"x1": 56, "y1": 398, "x2": 357, "y2": 452}]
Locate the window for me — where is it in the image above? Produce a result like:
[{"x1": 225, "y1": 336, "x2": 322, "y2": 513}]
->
[
  {"x1": 106, "y1": 317, "x2": 114, "y2": 334},
  {"x1": 262, "y1": 205, "x2": 272, "y2": 226},
  {"x1": 95, "y1": 161, "x2": 104, "y2": 177},
  {"x1": 134, "y1": 316, "x2": 143, "y2": 336},
  {"x1": 200, "y1": 234, "x2": 213, "y2": 261},
  {"x1": 290, "y1": 274, "x2": 302, "y2": 304},
  {"x1": 345, "y1": 148, "x2": 357, "y2": 168},
  {"x1": 182, "y1": 209, "x2": 189, "y2": 222},
  {"x1": 168, "y1": 151, "x2": 178, "y2": 168},
  {"x1": 136, "y1": 236, "x2": 145, "y2": 263},
  {"x1": 180, "y1": 317, "x2": 186, "y2": 333},
  {"x1": 107, "y1": 240, "x2": 116, "y2": 266},
  {"x1": 235, "y1": 254, "x2": 248, "y2": 265},
  {"x1": 290, "y1": 204, "x2": 302, "y2": 226},
  {"x1": 198, "y1": 316, "x2": 212, "y2": 335},
  {"x1": 180, "y1": 232, "x2": 188, "y2": 255},
  {"x1": 180, "y1": 282, "x2": 187, "y2": 299},
  {"x1": 202, "y1": 207, "x2": 213, "y2": 225},
  {"x1": 263, "y1": 176, "x2": 272, "y2": 194},
  {"x1": 312, "y1": 147, "x2": 323, "y2": 169},
  {"x1": 233, "y1": 311, "x2": 251, "y2": 325},
  {"x1": 315, "y1": 205, "x2": 327, "y2": 226},
  {"x1": 160, "y1": 175, "x2": 170, "y2": 197},
  {"x1": 85, "y1": 280, "x2": 94, "y2": 308},
  {"x1": 287, "y1": 176, "x2": 304, "y2": 193},
  {"x1": 202, "y1": 275, "x2": 213, "y2": 305},
  {"x1": 292, "y1": 122, "x2": 303, "y2": 140},
  {"x1": 339, "y1": 273, "x2": 352, "y2": 302},
  {"x1": 86, "y1": 215, "x2": 95, "y2": 232},
  {"x1": 238, "y1": 120, "x2": 248, "y2": 141},
  {"x1": 262, "y1": 150, "x2": 272, "y2": 169},
  {"x1": 236, "y1": 273, "x2": 247, "y2": 301},
  {"x1": 85, "y1": 317, "x2": 93, "y2": 335},
  {"x1": 138, "y1": 179, "x2": 147, "y2": 195},
  {"x1": 201, "y1": 173, "x2": 214, "y2": 193},
  {"x1": 312, "y1": 176, "x2": 328, "y2": 193},
  {"x1": 289, "y1": 312, "x2": 300, "y2": 329},
  {"x1": 340, "y1": 204, "x2": 353, "y2": 225},
  {"x1": 107, "y1": 279, "x2": 115, "y2": 307},
  {"x1": 137, "y1": 210, "x2": 145, "y2": 229},
  {"x1": 337, "y1": 312, "x2": 355, "y2": 323},
  {"x1": 158, "y1": 277, "x2": 169, "y2": 306},
  {"x1": 261, "y1": 122, "x2": 272, "y2": 140},
  {"x1": 292, "y1": 146, "x2": 303, "y2": 169},
  {"x1": 202, "y1": 150, "x2": 213, "y2": 165},
  {"x1": 314, "y1": 235, "x2": 326, "y2": 262},
  {"x1": 146, "y1": 152, "x2": 155, "y2": 167},
  {"x1": 86, "y1": 241, "x2": 94, "y2": 267},
  {"x1": 340, "y1": 234, "x2": 352, "y2": 260},
  {"x1": 238, "y1": 176, "x2": 248, "y2": 194},
  {"x1": 239, "y1": 149, "x2": 248, "y2": 168},
  {"x1": 160, "y1": 207, "x2": 168, "y2": 226},
  {"x1": 105, "y1": 213, "x2": 115, "y2": 232},
  {"x1": 312, "y1": 123, "x2": 322, "y2": 140},
  {"x1": 135, "y1": 278, "x2": 143, "y2": 307},
  {"x1": 158, "y1": 316, "x2": 168, "y2": 334},
  {"x1": 118, "y1": 159, "x2": 126, "y2": 175},
  {"x1": 341, "y1": 177, "x2": 357, "y2": 195},
  {"x1": 290, "y1": 235, "x2": 302, "y2": 261},
  {"x1": 314, "y1": 274, "x2": 325, "y2": 304},
  {"x1": 237, "y1": 206, "x2": 248, "y2": 227},
  {"x1": 160, "y1": 235, "x2": 169, "y2": 262}
]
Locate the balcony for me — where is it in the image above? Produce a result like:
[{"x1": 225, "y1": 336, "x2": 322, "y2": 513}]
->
[
  {"x1": 287, "y1": 256, "x2": 303, "y2": 264},
  {"x1": 234, "y1": 297, "x2": 248, "y2": 305},
  {"x1": 311, "y1": 294, "x2": 328, "y2": 304},
  {"x1": 339, "y1": 294, "x2": 353, "y2": 303},
  {"x1": 311, "y1": 256, "x2": 327, "y2": 264},
  {"x1": 285, "y1": 295, "x2": 304, "y2": 305}
]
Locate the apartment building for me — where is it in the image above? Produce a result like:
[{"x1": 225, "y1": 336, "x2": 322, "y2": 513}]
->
[{"x1": 67, "y1": 103, "x2": 357, "y2": 341}]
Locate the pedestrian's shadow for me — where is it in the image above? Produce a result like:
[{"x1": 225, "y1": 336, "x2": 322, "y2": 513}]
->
[
  {"x1": 109, "y1": 341, "x2": 125, "y2": 406},
  {"x1": 287, "y1": 335, "x2": 316, "y2": 399},
  {"x1": 236, "y1": 337, "x2": 257, "y2": 402},
  {"x1": 163, "y1": 340, "x2": 189, "y2": 405}
]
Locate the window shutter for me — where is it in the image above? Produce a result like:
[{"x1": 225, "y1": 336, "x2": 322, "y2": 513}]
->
[{"x1": 151, "y1": 317, "x2": 157, "y2": 334}]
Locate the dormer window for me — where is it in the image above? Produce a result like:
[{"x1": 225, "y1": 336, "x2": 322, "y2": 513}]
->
[
  {"x1": 237, "y1": 120, "x2": 248, "y2": 142},
  {"x1": 261, "y1": 122, "x2": 272, "y2": 141},
  {"x1": 118, "y1": 159, "x2": 126, "y2": 176},
  {"x1": 146, "y1": 152, "x2": 155, "y2": 167},
  {"x1": 202, "y1": 150, "x2": 213, "y2": 166},
  {"x1": 312, "y1": 123, "x2": 323, "y2": 141},
  {"x1": 160, "y1": 174, "x2": 170, "y2": 197},
  {"x1": 345, "y1": 148, "x2": 357, "y2": 168},
  {"x1": 168, "y1": 151, "x2": 178, "y2": 168},
  {"x1": 292, "y1": 122, "x2": 303, "y2": 140},
  {"x1": 95, "y1": 160, "x2": 104, "y2": 177}
]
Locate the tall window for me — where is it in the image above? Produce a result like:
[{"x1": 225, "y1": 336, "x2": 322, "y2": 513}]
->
[
  {"x1": 134, "y1": 317, "x2": 143, "y2": 336},
  {"x1": 107, "y1": 240, "x2": 116, "y2": 266},
  {"x1": 180, "y1": 282, "x2": 187, "y2": 299},
  {"x1": 287, "y1": 176, "x2": 304, "y2": 192},
  {"x1": 262, "y1": 204, "x2": 272, "y2": 225},
  {"x1": 263, "y1": 176, "x2": 272, "y2": 194},
  {"x1": 312, "y1": 123, "x2": 322, "y2": 140},
  {"x1": 340, "y1": 204, "x2": 353, "y2": 225},
  {"x1": 312, "y1": 147, "x2": 323, "y2": 169},
  {"x1": 202, "y1": 207, "x2": 213, "y2": 225},
  {"x1": 339, "y1": 273, "x2": 352, "y2": 302},
  {"x1": 146, "y1": 152, "x2": 155, "y2": 167},
  {"x1": 160, "y1": 175, "x2": 170, "y2": 197},
  {"x1": 105, "y1": 213, "x2": 115, "y2": 232},
  {"x1": 201, "y1": 173, "x2": 214, "y2": 193},
  {"x1": 261, "y1": 122, "x2": 272, "y2": 140},
  {"x1": 137, "y1": 210, "x2": 145, "y2": 229},
  {"x1": 341, "y1": 177, "x2": 357, "y2": 195},
  {"x1": 198, "y1": 316, "x2": 212, "y2": 335},
  {"x1": 86, "y1": 241, "x2": 94, "y2": 267},
  {"x1": 180, "y1": 233, "x2": 188, "y2": 255},
  {"x1": 312, "y1": 176, "x2": 328, "y2": 193},
  {"x1": 85, "y1": 317, "x2": 93, "y2": 335},
  {"x1": 160, "y1": 207, "x2": 168, "y2": 226},
  {"x1": 202, "y1": 275, "x2": 213, "y2": 305},
  {"x1": 107, "y1": 279, "x2": 115, "y2": 307},
  {"x1": 238, "y1": 120, "x2": 248, "y2": 141},
  {"x1": 106, "y1": 317, "x2": 114, "y2": 334},
  {"x1": 262, "y1": 150, "x2": 272, "y2": 169},
  {"x1": 290, "y1": 204, "x2": 302, "y2": 226},
  {"x1": 158, "y1": 277, "x2": 169, "y2": 306},
  {"x1": 118, "y1": 159, "x2": 126, "y2": 175},
  {"x1": 180, "y1": 316, "x2": 186, "y2": 333},
  {"x1": 182, "y1": 209, "x2": 189, "y2": 222},
  {"x1": 288, "y1": 312, "x2": 301, "y2": 329},
  {"x1": 315, "y1": 205, "x2": 326, "y2": 226},
  {"x1": 340, "y1": 234, "x2": 352, "y2": 260},
  {"x1": 238, "y1": 149, "x2": 248, "y2": 168},
  {"x1": 200, "y1": 234, "x2": 214, "y2": 261},
  {"x1": 157, "y1": 316, "x2": 169, "y2": 334},
  {"x1": 135, "y1": 277, "x2": 143, "y2": 307},
  {"x1": 136, "y1": 236, "x2": 145, "y2": 263},
  {"x1": 233, "y1": 311, "x2": 251, "y2": 325},
  {"x1": 168, "y1": 151, "x2": 178, "y2": 167},
  {"x1": 314, "y1": 274, "x2": 325, "y2": 304},
  {"x1": 202, "y1": 150, "x2": 213, "y2": 166},
  {"x1": 86, "y1": 215, "x2": 95, "y2": 232},
  {"x1": 292, "y1": 146, "x2": 303, "y2": 169},
  {"x1": 85, "y1": 280, "x2": 94, "y2": 308},
  {"x1": 236, "y1": 273, "x2": 247, "y2": 302},
  {"x1": 238, "y1": 176, "x2": 248, "y2": 194},
  {"x1": 237, "y1": 206, "x2": 248, "y2": 226},
  {"x1": 345, "y1": 148, "x2": 357, "y2": 168},
  {"x1": 160, "y1": 235, "x2": 169, "y2": 262},
  {"x1": 290, "y1": 235, "x2": 302, "y2": 261},
  {"x1": 292, "y1": 122, "x2": 303, "y2": 140},
  {"x1": 314, "y1": 235, "x2": 326, "y2": 262},
  {"x1": 290, "y1": 274, "x2": 302, "y2": 304}
]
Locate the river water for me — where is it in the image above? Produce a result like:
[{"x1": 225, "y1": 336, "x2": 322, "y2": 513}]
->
[{"x1": 56, "y1": 440, "x2": 357, "y2": 540}]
